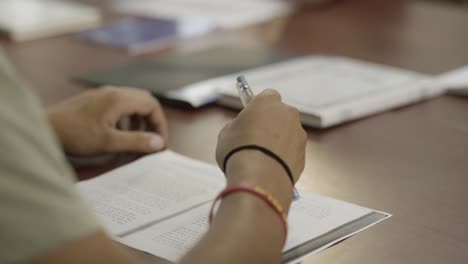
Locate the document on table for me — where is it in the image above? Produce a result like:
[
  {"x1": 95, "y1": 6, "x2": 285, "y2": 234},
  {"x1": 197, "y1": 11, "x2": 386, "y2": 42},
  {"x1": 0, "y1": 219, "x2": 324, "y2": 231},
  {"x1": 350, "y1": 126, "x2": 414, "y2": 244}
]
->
[
  {"x1": 118, "y1": 192, "x2": 390, "y2": 263},
  {"x1": 78, "y1": 150, "x2": 390, "y2": 263},
  {"x1": 216, "y1": 56, "x2": 436, "y2": 127},
  {"x1": 78, "y1": 151, "x2": 225, "y2": 236}
]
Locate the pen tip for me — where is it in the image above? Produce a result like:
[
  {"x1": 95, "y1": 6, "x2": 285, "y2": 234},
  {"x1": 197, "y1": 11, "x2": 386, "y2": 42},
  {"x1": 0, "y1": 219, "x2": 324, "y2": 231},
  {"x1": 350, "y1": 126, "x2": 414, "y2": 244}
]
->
[{"x1": 237, "y1": 75, "x2": 246, "y2": 83}]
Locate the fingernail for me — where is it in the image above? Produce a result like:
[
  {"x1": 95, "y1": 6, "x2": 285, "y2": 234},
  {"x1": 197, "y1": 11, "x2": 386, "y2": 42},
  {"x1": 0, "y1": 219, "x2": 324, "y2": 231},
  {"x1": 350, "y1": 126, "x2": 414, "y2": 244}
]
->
[{"x1": 149, "y1": 135, "x2": 164, "y2": 150}]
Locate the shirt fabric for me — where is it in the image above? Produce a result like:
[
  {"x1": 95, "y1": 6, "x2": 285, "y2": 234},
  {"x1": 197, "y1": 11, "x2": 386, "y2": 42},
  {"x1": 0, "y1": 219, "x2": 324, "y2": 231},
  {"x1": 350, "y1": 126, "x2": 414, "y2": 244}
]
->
[{"x1": 0, "y1": 49, "x2": 101, "y2": 263}]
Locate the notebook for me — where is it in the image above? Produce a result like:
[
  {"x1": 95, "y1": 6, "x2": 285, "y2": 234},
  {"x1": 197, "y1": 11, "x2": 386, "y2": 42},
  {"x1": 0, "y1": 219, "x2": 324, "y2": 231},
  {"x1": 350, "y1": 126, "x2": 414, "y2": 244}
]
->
[
  {"x1": 216, "y1": 56, "x2": 439, "y2": 128},
  {"x1": 78, "y1": 150, "x2": 390, "y2": 264},
  {"x1": 0, "y1": 0, "x2": 101, "y2": 42},
  {"x1": 78, "y1": 17, "x2": 216, "y2": 55},
  {"x1": 77, "y1": 46, "x2": 296, "y2": 107}
]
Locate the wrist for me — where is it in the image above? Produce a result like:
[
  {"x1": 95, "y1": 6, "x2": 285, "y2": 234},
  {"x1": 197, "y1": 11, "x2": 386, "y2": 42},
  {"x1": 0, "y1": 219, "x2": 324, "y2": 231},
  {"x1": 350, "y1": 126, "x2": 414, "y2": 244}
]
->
[
  {"x1": 225, "y1": 150, "x2": 293, "y2": 211},
  {"x1": 46, "y1": 109, "x2": 74, "y2": 154}
]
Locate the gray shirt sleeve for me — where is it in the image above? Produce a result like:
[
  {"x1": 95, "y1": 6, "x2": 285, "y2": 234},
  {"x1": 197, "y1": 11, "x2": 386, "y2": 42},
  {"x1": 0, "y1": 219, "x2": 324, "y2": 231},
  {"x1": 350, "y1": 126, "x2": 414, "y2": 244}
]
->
[{"x1": 0, "y1": 50, "x2": 101, "y2": 264}]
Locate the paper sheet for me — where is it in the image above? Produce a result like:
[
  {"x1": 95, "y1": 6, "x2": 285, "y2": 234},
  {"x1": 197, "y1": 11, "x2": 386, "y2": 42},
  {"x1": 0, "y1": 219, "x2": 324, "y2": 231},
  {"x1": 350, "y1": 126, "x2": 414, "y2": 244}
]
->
[
  {"x1": 78, "y1": 151, "x2": 225, "y2": 236},
  {"x1": 219, "y1": 56, "x2": 429, "y2": 113},
  {"x1": 118, "y1": 203, "x2": 211, "y2": 262},
  {"x1": 437, "y1": 65, "x2": 468, "y2": 89},
  {"x1": 118, "y1": 192, "x2": 387, "y2": 263},
  {"x1": 284, "y1": 192, "x2": 372, "y2": 251}
]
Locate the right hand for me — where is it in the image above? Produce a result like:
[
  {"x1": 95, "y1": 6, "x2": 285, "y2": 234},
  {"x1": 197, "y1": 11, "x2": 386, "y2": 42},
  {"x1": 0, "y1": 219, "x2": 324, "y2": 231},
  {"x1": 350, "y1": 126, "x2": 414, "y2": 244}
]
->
[{"x1": 216, "y1": 89, "x2": 307, "y2": 206}]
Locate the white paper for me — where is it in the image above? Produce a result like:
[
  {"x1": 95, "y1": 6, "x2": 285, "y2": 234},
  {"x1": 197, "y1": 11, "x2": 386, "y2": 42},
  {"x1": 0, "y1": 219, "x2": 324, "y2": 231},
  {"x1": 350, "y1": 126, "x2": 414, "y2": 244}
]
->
[
  {"x1": 217, "y1": 56, "x2": 436, "y2": 127},
  {"x1": 436, "y1": 65, "x2": 468, "y2": 89},
  {"x1": 284, "y1": 209, "x2": 391, "y2": 264},
  {"x1": 119, "y1": 192, "x2": 387, "y2": 263},
  {"x1": 111, "y1": 0, "x2": 293, "y2": 29},
  {"x1": 220, "y1": 56, "x2": 429, "y2": 112},
  {"x1": 118, "y1": 203, "x2": 212, "y2": 262},
  {"x1": 0, "y1": 0, "x2": 101, "y2": 41},
  {"x1": 78, "y1": 151, "x2": 225, "y2": 236},
  {"x1": 284, "y1": 192, "x2": 371, "y2": 251}
]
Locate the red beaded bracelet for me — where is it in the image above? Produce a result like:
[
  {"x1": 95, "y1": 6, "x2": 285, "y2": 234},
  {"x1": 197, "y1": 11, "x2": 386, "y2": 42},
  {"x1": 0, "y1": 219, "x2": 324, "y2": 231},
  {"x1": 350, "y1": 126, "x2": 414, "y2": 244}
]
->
[{"x1": 209, "y1": 183, "x2": 288, "y2": 247}]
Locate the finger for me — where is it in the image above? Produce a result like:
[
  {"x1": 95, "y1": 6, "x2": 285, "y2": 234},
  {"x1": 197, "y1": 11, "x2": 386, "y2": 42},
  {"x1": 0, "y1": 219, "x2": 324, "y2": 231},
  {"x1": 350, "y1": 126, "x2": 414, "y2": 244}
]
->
[
  {"x1": 117, "y1": 116, "x2": 131, "y2": 130},
  {"x1": 285, "y1": 105, "x2": 301, "y2": 122},
  {"x1": 105, "y1": 87, "x2": 158, "y2": 116},
  {"x1": 104, "y1": 87, "x2": 169, "y2": 140},
  {"x1": 130, "y1": 114, "x2": 147, "y2": 131},
  {"x1": 257, "y1": 89, "x2": 282, "y2": 102},
  {"x1": 105, "y1": 129, "x2": 165, "y2": 153},
  {"x1": 147, "y1": 100, "x2": 169, "y2": 143}
]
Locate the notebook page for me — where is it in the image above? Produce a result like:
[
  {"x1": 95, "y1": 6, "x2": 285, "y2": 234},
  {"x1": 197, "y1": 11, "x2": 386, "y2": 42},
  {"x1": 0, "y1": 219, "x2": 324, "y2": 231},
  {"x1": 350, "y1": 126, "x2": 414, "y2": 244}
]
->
[
  {"x1": 118, "y1": 192, "x2": 387, "y2": 263},
  {"x1": 219, "y1": 56, "x2": 428, "y2": 113},
  {"x1": 284, "y1": 192, "x2": 371, "y2": 251},
  {"x1": 78, "y1": 151, "x2": 225, "y2": 236},
  {"x1": 117, "y1": 203, "x2": 212, "y2": 262}
]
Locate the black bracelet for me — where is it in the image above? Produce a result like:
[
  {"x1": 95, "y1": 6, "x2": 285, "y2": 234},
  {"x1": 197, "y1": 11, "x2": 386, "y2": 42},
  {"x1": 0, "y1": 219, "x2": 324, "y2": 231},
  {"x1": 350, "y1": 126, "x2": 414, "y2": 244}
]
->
[{"x1": 222, "y1": 145, "x2": 294, "y2": 187}]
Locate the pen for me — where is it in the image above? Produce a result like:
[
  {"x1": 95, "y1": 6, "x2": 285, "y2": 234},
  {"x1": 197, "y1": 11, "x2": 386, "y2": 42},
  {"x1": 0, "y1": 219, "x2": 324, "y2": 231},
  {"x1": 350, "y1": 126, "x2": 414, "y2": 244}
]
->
[{"x1": 236, "y1": 75, "x2": 300, "y2": 201}]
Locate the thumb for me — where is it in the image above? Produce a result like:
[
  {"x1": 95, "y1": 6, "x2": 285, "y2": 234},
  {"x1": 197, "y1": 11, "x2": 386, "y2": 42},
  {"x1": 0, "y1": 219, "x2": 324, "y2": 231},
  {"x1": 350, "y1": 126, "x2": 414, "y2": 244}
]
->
[{"x1": 106, "y1": 129, "x2": 165, "y2": 153}]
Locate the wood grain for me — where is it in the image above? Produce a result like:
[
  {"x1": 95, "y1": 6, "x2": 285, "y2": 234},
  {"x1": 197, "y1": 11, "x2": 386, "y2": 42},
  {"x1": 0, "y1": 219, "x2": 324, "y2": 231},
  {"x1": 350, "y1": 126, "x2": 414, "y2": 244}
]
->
[{"x1": 2, "y1": 0, "x2": 467, "y2": 263}]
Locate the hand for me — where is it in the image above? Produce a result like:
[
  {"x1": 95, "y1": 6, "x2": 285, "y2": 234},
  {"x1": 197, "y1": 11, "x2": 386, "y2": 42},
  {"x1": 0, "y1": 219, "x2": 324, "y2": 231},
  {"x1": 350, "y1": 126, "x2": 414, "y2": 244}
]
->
[
  {"x1": 216, "y1": 89, "x2": 307, "y2": 207},
  {"x1": 47, "y1": 86, "x2": 168, "y2": 156}
]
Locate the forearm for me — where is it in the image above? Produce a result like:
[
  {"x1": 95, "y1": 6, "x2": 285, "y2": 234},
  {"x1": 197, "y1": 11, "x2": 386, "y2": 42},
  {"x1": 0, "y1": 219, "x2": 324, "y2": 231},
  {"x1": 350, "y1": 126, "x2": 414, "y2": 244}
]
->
[
  {"x1": 180, "y1": 151, "x2": 293, "y2": 264},
  {"x1": 180, "y1": 194, "x2": 284, "y2": 264}
]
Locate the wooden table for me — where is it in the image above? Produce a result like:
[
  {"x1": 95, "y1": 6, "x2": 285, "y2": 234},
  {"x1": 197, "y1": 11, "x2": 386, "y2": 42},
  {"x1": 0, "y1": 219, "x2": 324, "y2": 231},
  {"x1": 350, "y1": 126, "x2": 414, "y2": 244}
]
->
[{"x1": 2, "y1": 0, "x2": 468, "y2": 263}]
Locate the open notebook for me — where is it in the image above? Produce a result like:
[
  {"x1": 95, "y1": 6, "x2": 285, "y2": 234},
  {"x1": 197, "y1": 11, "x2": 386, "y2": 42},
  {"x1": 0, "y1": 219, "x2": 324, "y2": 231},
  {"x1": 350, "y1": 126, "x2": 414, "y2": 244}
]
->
[
  {"x1": 216, "y1": 56, "x2": 439, "y2": 128},
  {"x1": 78, "y1": 151, "x2": 390, "y2": 263}
]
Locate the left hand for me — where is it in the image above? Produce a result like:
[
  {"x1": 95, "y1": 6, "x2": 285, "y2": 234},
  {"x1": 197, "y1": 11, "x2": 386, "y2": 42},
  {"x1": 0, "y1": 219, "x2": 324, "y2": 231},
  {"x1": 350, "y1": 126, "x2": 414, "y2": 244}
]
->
[{"x1": 47, "y1": 86, "x2": 168, "y2": 156}]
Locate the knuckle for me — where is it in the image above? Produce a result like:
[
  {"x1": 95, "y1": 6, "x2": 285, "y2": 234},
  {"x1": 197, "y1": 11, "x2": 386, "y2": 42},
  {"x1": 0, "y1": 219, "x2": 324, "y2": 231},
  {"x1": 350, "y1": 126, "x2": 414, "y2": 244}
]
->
[
  {"x1": 218, "y1": 122, "x2": 231, "y2": 138},
  {"x1": 151, "y1": 96, "x2": 162, "y2": 108},
  {"x1": 134, "y1": 89, "x2": 159, "y2": 108},
  {"x1": 285, "y1": 105, "x2": 301, "y2": 118},
  {"x1": 287, "y1": 104, "x2": 299, "y2": 113},
  {"x1": 141, "y1": 88, "x2": 153, "y2": 97},
  {"x1": 102, "y1": 88, "x2": 122, "y2": 104},
  {"x1": 259, "y1": 89, "x2": 281, "y2": 100},
  {"x1": 133, "y1": 87, "x2": 152, "y2": 97},
  {"x1": 100, "y1": 86, "x2": 117, "y2": 94}
]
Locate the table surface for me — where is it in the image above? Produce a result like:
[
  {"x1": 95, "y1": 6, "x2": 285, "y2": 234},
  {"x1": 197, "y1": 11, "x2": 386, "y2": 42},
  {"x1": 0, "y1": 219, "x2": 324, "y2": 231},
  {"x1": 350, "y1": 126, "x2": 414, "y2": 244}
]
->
[{"x1": 2, "y1": 0, "x2": 468, "y2": 263}]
